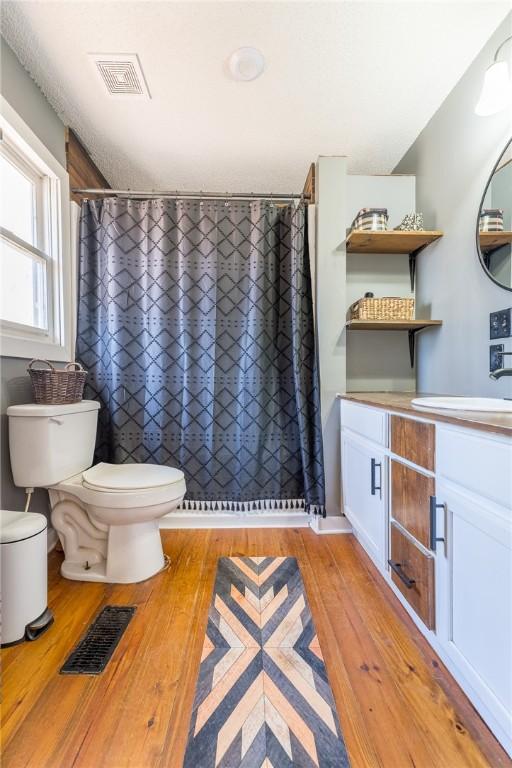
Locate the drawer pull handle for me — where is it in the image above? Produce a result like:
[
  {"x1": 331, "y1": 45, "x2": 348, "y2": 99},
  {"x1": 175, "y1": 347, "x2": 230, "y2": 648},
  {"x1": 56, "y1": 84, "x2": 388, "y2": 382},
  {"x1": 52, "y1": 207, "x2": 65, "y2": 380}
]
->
[
  {"x1": 429, "y1": 496, "x2": 446, "y2": 551},
  {"x1": 388, "y1": 559, "x2": 416, "y2": 589},
  {"x1": 371, "y1": 458, "x2": 382, "y2": 495}
]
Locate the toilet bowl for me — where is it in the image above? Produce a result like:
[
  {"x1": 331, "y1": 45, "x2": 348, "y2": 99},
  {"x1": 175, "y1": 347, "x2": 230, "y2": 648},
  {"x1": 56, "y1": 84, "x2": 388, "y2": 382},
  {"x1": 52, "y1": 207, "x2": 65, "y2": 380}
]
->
[
  {"x1": 49, "y1": 462, "x2": 186, "y2": 583},
  {"x1": 7, "y1": 401, "x2": 187, "y2": 584}
]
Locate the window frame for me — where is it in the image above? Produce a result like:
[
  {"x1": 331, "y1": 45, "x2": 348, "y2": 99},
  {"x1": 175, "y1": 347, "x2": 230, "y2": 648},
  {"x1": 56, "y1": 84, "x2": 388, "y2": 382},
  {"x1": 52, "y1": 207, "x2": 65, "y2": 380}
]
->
[{"x1": 0, "y1": 96, "x2": 73, "y2": 362}]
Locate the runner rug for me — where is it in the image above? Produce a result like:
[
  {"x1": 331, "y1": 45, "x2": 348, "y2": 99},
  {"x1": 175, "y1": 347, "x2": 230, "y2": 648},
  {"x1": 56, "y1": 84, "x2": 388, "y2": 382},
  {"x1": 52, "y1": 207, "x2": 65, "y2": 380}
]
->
[{"x1": 183, "y1": 556, "x2": 350, "y2": 768}]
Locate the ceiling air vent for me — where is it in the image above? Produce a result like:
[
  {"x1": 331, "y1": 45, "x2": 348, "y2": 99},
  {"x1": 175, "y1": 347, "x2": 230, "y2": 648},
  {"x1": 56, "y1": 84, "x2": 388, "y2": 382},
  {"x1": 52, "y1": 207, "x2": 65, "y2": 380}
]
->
[{"x1": 89, "y1": 53, "x2": 151, "y2": 99}]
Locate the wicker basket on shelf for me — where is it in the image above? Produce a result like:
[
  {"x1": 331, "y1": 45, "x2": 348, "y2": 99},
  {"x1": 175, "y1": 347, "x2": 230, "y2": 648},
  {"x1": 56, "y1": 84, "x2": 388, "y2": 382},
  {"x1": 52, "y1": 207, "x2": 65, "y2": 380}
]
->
[
  {"x1": 349, "y1": 293, "x2": 415, "y2": 322},
  {"x1": 28, "y1": 359, "x2": 87, "y2": 405}
]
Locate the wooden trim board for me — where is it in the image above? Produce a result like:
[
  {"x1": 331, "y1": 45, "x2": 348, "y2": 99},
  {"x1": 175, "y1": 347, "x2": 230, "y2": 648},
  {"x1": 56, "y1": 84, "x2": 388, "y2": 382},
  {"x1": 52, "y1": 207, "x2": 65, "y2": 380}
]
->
[{"x1": 65, "y1": 128, "x2": 110, "y2": 204}]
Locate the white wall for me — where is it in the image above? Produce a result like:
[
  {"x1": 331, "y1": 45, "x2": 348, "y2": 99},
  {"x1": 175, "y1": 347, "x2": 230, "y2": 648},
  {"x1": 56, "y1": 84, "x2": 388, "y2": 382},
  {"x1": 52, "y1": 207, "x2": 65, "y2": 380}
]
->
[
  {"x1": 315, "y1": 157, "x2": 347, "y2": 517},
  {"x1": 345, "y1": 174, "x2": 417, "y2": 391},
  {"x1": 315, "y1": 165, "x2": 419, "y2": 514},
  {"x1": 395, "y1": 14, "x2": 512, "y2": 397},
  {"x1": 0, "y1": 38, "x2": 66, "y2": 166},
  {"x1": 0, "y1": 37, "x2": 67, "y2": 519}
]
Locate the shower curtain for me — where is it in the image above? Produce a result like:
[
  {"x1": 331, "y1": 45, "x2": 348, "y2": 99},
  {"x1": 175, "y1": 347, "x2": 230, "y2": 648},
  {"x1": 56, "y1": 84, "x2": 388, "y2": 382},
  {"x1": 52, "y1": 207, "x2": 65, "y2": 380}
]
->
[{"x1": 76, "y1": 198, "x2": 325, "y2": 515}]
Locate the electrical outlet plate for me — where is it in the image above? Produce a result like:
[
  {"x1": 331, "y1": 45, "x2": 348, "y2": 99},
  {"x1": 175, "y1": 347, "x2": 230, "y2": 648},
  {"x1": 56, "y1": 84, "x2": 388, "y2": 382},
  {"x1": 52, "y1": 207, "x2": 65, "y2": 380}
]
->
[
  {"x1": 490, "y1": 344, "x2": 504, "y2": 372},
  {"x1": 490, "y1": 307, "x2": 512, "y2": 340}
]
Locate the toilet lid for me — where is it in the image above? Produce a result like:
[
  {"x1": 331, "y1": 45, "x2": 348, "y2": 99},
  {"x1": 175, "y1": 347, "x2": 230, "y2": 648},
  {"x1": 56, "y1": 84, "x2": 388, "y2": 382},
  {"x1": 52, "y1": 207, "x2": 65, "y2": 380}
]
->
[
  {"x1": 0, "y1": 510, "x2": 47, "y2": 544},
  {"x1": 82, "y1": 462, "x2": 184, "y2": 492}
]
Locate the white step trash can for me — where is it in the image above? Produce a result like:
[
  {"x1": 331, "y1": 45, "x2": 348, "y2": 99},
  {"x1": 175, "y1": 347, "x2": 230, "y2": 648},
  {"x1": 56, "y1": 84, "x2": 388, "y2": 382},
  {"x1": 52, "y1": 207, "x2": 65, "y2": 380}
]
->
[{"x1": 1, "y1": 510, "x2": 53, "y2": 647}]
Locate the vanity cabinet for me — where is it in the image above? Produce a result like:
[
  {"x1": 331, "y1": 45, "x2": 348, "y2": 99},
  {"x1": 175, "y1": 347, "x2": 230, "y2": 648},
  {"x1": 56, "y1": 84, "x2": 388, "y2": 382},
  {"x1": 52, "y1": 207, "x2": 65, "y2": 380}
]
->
[
  {"x1": 341, "y1": 432, "x2": 386, "y2": 568},
  {"x1": 435, "y1": 424, "x2": 512, "y2": 751},
  {"x1": 389, "y1": 522, "x2": 435, "y2": 629},
  {"x1": 340, "y1": 399, "x2": 512, "y2": 756},
  {"x1": 390, "y1": 460, "x2": 434, "y2": 549},
  {"x1": 436, "y1": 479, "x2": 511, "y2": 747},
  {"x1": 390, "y1": 414, "x2": 435, "y2": 471},
  {"x1": 389, "y1": 415, "x2": 437, "y2": 629}
]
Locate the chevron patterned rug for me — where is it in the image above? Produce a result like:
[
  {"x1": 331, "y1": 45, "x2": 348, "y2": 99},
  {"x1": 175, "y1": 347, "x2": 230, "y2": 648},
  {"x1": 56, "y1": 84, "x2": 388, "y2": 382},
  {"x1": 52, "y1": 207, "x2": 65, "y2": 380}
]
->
[{"x1": 183, "y1": 556, "x2": 350, "y2": 767}]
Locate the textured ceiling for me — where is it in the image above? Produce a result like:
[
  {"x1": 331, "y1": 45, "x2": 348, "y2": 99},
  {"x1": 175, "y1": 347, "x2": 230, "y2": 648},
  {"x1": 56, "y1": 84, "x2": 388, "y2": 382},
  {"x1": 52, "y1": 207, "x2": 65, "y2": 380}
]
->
[{"x1": 1, "y1": 1, "x2": 509, "y2": 192}]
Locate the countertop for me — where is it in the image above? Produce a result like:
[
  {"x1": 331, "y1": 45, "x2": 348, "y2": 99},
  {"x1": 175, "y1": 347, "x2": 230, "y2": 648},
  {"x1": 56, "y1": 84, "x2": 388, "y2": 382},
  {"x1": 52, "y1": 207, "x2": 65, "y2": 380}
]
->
[{"x1": 337, "y1": 392, "x2": 512, "y2": 437}]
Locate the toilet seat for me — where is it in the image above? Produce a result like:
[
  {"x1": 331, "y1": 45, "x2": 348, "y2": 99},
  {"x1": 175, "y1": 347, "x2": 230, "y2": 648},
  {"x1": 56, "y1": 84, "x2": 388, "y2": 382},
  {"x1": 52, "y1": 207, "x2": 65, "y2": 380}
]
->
[
  {"x1": 83, "y1": 462, "x2": 184, "y2": 493},
  {"x1": 53, "y1": 462, "x2": 187, "y2": 514}
]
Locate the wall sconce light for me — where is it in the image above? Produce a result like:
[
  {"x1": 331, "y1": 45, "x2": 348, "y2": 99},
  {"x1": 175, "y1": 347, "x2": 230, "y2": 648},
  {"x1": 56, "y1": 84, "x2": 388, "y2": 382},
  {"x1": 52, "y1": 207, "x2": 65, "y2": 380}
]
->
[{"x1": 475, "y1": 35, "x2": 512, "y2": 116}]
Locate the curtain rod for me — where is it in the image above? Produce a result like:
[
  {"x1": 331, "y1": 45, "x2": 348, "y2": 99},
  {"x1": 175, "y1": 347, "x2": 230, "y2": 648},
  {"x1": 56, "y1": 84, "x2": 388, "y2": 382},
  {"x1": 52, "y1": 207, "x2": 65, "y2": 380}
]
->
[{"x1": 71, "y1": 188, "x2": 309, "y2": 201}]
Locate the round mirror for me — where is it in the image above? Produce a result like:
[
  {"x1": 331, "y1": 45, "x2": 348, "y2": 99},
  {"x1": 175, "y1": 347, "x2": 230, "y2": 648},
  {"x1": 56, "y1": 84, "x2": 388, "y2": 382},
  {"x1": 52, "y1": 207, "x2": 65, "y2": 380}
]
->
[{"x1": 477, "y1": 138, "x2": 512, "y2": 291}]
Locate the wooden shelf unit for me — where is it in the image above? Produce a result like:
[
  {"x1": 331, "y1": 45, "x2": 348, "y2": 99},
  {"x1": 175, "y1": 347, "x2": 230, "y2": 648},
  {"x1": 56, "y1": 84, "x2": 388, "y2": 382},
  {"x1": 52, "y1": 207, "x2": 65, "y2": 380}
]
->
[
  {"x1": 346, "y1": 229, "x2": 443, "y2": 254},
  {"x1": 346, "y1": 319, "x2": 443, "y2": 366},
  {"x1": 346, "y1": 229, "x2": 443, "y2": 290},
  {"x1": 479, "y1": 231, "x2": 512, "y2": 254},
  {"x1": 346, "y1": 319, "x2": 442, "y2": 331}
]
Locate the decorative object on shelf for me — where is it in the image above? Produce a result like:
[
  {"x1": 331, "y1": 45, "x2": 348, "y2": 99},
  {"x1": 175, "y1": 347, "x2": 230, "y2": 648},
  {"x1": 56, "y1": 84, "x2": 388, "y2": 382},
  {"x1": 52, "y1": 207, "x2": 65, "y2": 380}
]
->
[
  {"x1": 28, "y1": 359, "x2": 87, "y2": 404},
  {"x1": 394, "y1": 213, "x2": 425, "y2": 231},
  {"x1": 351, "y1": 208, "x2": 388, "y2": 232},
  {"x1": 479, "y1": 208, "x2": 504, "y2": 232},
  {"x1": 348, "y1": 292, "x2": 415, "y2": 322}
]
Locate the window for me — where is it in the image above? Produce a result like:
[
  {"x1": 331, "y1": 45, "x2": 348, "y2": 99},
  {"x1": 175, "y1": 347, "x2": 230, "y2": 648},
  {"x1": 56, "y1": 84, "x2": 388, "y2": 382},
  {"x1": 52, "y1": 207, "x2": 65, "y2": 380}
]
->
[
  {"x1": 0, "y1": 146, "x2": 48, "y2": 330},
  {"x1": 0, "y1": 97, "x2": 72, "y2": 360}
]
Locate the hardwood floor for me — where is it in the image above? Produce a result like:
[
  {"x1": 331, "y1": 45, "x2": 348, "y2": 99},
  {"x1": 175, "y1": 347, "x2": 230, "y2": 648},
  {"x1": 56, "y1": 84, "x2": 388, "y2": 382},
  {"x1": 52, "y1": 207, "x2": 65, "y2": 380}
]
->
[{"x1": 1, "y1": 529, "x2": 510, "y2": 768}]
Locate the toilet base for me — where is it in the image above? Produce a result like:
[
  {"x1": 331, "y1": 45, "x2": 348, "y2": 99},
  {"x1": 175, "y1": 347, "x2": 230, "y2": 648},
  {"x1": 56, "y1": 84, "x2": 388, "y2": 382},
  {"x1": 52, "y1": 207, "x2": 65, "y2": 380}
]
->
[
  {"x1": 60, "y1": 520, "x2": 165, "y2": 584},
  {"x1": 49, "y1": 480, "x2": 184, "y2": 584},
  {"x1": 107, "y1": 519, "x2": 165, "y2": 583}
]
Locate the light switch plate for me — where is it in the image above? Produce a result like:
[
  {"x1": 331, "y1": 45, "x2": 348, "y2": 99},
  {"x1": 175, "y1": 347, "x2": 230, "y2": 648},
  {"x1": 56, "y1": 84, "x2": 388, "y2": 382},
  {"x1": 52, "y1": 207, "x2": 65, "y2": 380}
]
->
[
  {"x1": 490, "y1": 308, "x2": 512, "y2": 339},
  {"x1": 490, "y1": 344, "x2": 504, "y2": 372}
]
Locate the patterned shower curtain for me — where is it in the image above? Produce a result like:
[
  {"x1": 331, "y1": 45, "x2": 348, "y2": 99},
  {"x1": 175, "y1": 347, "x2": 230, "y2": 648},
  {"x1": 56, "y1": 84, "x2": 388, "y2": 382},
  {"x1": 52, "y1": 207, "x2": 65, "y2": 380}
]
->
[{"x1": 76, "y1": 198, "x2": 325, "y2": 515}]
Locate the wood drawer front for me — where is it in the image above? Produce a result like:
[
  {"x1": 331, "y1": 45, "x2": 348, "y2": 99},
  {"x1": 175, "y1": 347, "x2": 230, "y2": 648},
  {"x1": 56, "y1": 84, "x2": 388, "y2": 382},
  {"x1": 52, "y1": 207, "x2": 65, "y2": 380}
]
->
[
  {"x1": 390, "y1": 415, "x2": 435, "y2": 471},
  {"x1": 391, "y1": 461, "x2": 434, "y2": 549},
  {"x1": 390, "y1": 523, "x2": 435, "y2": 629},
  {"x1": 340, "y1": 401, "x2": 386, "y2": 446}
]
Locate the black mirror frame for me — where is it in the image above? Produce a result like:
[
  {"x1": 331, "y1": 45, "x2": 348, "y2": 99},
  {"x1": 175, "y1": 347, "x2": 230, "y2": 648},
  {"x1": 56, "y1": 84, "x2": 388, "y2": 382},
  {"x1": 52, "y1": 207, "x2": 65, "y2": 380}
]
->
[{"x1": 476, "y1": 137, "x2": 512, "y2": 292}]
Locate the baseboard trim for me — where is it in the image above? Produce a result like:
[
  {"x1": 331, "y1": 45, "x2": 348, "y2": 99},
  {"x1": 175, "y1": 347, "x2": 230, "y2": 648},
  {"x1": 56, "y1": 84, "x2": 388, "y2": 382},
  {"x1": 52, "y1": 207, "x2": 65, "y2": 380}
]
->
[
  {"x1": 47, "y1": 512, "x2": 350, "y2": 537},
  {"x1": 309, "y1": 515, "x2": 352, "y2": 535},
  {"x1": 160, "y1": 511, "x2": 310, "y2": 529},
  {"x1": 159, "y1": 511, "x2": 353, "y2": 532}
]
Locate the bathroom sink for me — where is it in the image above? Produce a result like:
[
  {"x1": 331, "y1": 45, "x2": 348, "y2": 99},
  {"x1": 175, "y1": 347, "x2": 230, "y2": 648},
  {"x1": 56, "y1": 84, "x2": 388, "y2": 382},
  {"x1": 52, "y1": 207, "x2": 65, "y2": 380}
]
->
[{"x1": 411, "y1": 397, "x2": 512, "y2": 413}]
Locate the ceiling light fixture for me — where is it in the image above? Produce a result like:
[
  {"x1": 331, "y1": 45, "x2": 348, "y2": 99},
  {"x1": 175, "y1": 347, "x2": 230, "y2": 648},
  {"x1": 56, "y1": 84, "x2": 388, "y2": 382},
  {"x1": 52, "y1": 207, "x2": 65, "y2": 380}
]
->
[
  {"x1": 475, "y1": 35, "x2": 512, "y2": 116},
  {"x1": 228, "y1": 47, "x2": 265, "y2": 82}
]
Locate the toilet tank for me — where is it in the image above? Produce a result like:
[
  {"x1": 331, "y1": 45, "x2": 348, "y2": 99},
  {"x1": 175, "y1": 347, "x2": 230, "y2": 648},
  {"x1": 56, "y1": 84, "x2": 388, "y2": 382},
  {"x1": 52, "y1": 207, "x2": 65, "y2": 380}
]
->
[{"x1": 7, "y1": 400, "x2": 101, "y2": 488}]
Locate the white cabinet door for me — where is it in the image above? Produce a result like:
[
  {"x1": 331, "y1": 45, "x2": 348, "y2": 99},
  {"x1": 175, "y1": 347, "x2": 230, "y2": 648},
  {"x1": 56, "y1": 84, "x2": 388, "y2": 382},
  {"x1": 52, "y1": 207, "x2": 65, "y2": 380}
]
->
[
  {"x1": 436, "y1": 481, "x2": 512, "y2": 754},
  {"x1": 341, "y1": 432, "x2": 387, "y2": 568}
]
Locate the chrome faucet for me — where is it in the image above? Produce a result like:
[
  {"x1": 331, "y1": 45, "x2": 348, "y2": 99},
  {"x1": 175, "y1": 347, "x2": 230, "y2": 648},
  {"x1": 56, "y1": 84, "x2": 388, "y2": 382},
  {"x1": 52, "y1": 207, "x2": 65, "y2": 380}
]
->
[{"x1": 489, "y1": 351, "x2": 512, "y2": 380}]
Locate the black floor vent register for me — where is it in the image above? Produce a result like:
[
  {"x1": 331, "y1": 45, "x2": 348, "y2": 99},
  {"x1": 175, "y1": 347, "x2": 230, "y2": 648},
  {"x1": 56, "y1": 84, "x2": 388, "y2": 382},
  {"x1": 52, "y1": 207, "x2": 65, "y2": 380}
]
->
[{"x1": 60, "y1": 606, "x2": 136, "y2": 675}]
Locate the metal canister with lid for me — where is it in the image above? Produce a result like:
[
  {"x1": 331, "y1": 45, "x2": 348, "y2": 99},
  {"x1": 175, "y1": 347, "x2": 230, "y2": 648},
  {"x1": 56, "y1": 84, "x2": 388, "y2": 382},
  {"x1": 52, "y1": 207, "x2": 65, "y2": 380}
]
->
[
  {"x1": 352, "y1": 208, "x2": 389, "y2": 231},
  {"x1": 479, "y1": 208, "x2": 504, "y2": 232}
]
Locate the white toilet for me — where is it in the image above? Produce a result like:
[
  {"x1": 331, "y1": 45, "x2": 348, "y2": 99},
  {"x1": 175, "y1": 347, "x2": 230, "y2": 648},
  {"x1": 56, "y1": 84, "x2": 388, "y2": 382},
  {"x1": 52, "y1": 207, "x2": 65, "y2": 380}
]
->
[{"x1": 7, "y1": 401, "x2": 186, "y2": 584}]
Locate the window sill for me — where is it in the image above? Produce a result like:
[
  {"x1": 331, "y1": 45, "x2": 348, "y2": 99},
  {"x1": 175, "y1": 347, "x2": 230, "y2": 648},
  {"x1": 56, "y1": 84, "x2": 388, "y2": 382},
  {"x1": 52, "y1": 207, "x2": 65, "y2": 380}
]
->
[{"x1": 1, "y1": 331, "x2": 73, "y2": 362}]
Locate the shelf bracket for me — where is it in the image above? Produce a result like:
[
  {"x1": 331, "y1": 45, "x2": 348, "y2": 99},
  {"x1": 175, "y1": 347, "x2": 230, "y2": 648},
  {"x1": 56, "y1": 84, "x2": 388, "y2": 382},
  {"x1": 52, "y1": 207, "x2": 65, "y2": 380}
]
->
[
  {"x1": 408, "y1": 244, "x2": 428, "y2": 291},
  {"x1": 408, "y1": 329, "x2": 418, "y2": 368},
  {"x1": 481, "y1": 244, "x2": 504, "y2": 260}
]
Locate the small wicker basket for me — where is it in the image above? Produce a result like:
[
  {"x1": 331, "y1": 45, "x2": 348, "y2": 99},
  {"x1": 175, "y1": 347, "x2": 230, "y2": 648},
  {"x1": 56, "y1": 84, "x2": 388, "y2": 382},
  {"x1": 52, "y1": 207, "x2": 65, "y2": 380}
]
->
[
  {"x1": 28, "y1": 359, "x2": 87, "y2": 405},
  {"x1": 349, "y1": 295, "x2": 415, "y2": 321}
]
